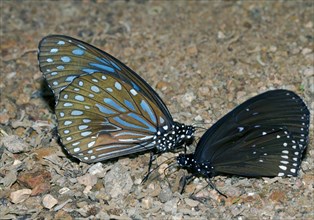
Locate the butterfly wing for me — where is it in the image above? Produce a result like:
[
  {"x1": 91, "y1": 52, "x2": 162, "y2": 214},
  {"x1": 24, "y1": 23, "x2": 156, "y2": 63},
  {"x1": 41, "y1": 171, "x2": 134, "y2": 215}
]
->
[
  {"x1": 194, "y1": 90, "x2": 310, "y2": 177},
  {"x1": 56, "y1": 72, "x2": 169, "y2": 163},
  {"x1": 38, "y1": 35, "x2": 172, "y2": 121},
  {"x1": 208, "y1": 126, "x2": 303, "y2": 177}
]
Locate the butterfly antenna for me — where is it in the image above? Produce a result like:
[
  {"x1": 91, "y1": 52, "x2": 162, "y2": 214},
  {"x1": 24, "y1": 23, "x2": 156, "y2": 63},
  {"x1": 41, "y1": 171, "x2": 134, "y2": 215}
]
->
[
  {"x1": 148, "y1": 160, "x2": 179, "y2": 185},
  {"x1": 206, "y1": 178, "x2": 227, "y2": 198},
  {"x1": 162, "y1": 161, "x2": 179, "y2": 178}
]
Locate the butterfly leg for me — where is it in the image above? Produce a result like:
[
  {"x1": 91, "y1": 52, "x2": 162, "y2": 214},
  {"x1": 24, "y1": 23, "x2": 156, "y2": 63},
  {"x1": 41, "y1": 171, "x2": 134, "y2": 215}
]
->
[
  {"x1": 205, "y1": 178, "x2": 227, "y2": 198},
  {"x1": 179, "y1": 174, "x2": 194, "y2": 194},
  {"x1": 141, "y1": 151, "x2": 156, "y2": 183}
]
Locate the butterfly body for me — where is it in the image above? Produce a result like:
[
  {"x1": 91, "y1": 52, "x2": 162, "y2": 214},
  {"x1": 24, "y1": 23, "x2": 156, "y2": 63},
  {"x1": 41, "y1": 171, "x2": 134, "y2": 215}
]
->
[
  {"x1": 178, "y1": 90, "x2": 310, "y2": 178},
  {"x1": 38, "y1": 35, "x2": 195, "y2": 163}
]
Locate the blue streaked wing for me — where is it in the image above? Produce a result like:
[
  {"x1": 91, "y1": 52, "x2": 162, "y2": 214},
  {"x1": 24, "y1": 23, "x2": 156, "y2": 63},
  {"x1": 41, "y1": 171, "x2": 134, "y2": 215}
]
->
[
  {"x1": 38, "y1": 35, "x2": 173, "y2": 125},
  {"x1": 56, "y1": 72, "x2": 164, "y2": 162}
]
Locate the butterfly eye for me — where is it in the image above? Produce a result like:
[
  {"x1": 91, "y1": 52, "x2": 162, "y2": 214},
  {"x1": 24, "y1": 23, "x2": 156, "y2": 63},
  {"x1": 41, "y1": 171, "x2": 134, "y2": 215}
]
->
[
  {"x1": 38, "y1": 35, "x2": 195, "y2": 164},
  {"x1": 178, "y1": 89, "x2": 310, "y2": 192}
]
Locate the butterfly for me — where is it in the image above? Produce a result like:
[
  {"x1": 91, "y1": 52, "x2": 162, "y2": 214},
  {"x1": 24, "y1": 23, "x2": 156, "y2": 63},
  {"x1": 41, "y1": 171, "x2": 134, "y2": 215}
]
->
[
  {"x1": 38, "y1": 35, "x2": 195, "y2": 163},
  {"x1": 177, "y1": 90, "x2": 310, "y2": 192}
]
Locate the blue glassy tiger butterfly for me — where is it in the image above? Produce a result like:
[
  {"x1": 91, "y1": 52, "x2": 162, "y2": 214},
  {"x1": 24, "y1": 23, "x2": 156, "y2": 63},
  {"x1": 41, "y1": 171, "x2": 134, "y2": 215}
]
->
[
  {"x1": 38, "y1": 35, "x2": 195, "y2": 163},
  {"x1": 177, "y1": 90, "x2": 310, "y2": 193}
]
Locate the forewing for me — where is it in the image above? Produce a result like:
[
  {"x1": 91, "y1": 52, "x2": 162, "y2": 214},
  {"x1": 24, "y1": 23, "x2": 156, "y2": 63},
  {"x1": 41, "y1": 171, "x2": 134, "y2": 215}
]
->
[
  {"x1": 56, "y1": 72, "x2": 170, "y2": 163},
  {"x1": 38, "y1": 35, "x2": 172, "y2": 121}
]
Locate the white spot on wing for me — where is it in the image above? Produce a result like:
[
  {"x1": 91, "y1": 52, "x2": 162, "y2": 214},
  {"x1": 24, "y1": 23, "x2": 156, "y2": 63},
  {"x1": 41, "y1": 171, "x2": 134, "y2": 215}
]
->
[
  {"x1": 130, "y1": 89, "x2": 137, "y2": 96},
  {"x1": 115, "y1": 82, "x2": 122, "y2": 90},
  {"x1": 75, "y1": 95, "x2": 85, "y2": 101},
  {"x1": 64, "y1": 121, "x2": 72, "y2": 126},
  {"x1": 74, "y1": 147, "x2": 80, "y2": 152},
  {"x1": 61, "y1": 56, "x2": 71, "y2": 63},
  {"x1": 279, "y1": 165, "x2": 287, "y2": 170},
  {"x1": 50, "y1": 48, "x2": 58, "y2": 53},
  {"x1": 79, "y1": 125, "x2": 88, "y2": 130},
  {"x1": 81, "y1": 131, "x2": 92, "y2": 137},
  {"x1": 88, "y1": 141, "x2": 95, "y2": 148},
  {"x1": 71, "y1": 110, "x2": 83, "y2": 116},
  {"x1": 91, "y1": 85, "x2": 100, "y2": 93}
]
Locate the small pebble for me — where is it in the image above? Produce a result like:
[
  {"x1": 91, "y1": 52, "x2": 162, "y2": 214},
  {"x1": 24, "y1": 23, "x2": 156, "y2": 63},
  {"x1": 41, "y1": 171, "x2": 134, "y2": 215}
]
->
[
  {"x1": 304, "y1": 21, "x2": 313, "y2": 28},
  {"x1": 194, "y1": 115, "x2": 203, "y2": 121},
  {"x1": 42, "y1": 194, "x2": 58, "y2": 209},
  {"x1": 134, "y1": 178, "x2": 142, "y2": 185},
  {"x1": 1, "y1": 135, "x2": 29, "y2": 153},
  {"x1": 88, "y1": 163, "x2": 105, "y2": 177},
  {"x1": 10, "y1": 189, "x2": 32, "y2": 204},
  {"x1": 164, "y1": 198, "x2": 178, "y2": 213},
  {"x1": 158, "y1": 186, "x2": 173, "y2": 203},
  {"x1": 141, "y1": 197, "x2": 153, "y2": 209},
  {"x1": 83, "y1": 185, "x2": 92, "y2": 194},
  {"x1": 103, "y1": 162, "x2": 133, "y2": 198},
  {"x1": 184, "y1": 198, "x2": 199, "y2": 207},
  {"x1": 77, "y1": 201, "x2": 88, "y2": 208},
  {"x1": 269, "y1": 46, "x2": 277, "y2": 52},
  {"x1": 59, "y1": 187, "x2": 70, "y2": 194},
  {"x1": 187, "y1": 45, "x2": 198, "y2": 56},
  {"x1": 77, "y1": 173, "x2": 97, "y2": 187},
  {"x1": 302, "y1": 66, "x2": 314, "y2": 77},
  {"x1": 54, "y1": 199, "x2": 72, "y2": 211},
  {"x1": 182, "y1": 92, "x2": 196, "y2": 106},
  {"x1": 302, "y1": 48, "x2": 312, "y2": 55},
  {"x1": 217, "y1": 31, "x2": 226, "y2": 39}
]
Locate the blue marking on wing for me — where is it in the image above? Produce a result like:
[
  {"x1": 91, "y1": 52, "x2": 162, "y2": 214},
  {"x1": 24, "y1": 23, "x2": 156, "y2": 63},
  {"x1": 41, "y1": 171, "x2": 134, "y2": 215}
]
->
[
  {"x1": 89, "y1": 63, "x2": 115, "y2": 73},
  {"x1": 95, "y1": 103, "x2": 116, "y2": 114},
  {"x1": 65, "y1": 76, "x2": 77, "y2": 82},
  {"x1": 110, "y1": 61, "x2": 121, "y2": 70},
  {"x1": 112, "y1": 113, "x2": 156, "y2": 132},
  {"x1": 131, "y1": 81, "x2": 140, "y2": 91},
  {"x1": 82, "y1": 68, "x2": 98, "y2": 74},
  {"x1": 113, "y1": 116, "x2": 146, "y2": 131},
  {"x1": 61, "y1": 56, "x2": 71, "y2": 62},
  {"x1": 140, "y1": 100, "x2": 157, "y2": 124},
  {"x1": 124, "y1": 99, "x2": 136, "y2": 111},
  {"x1": 104, "y1": 98, "x2": 127, "y2": 112},
  {"x1": 72, "y1": 48, "x2": 85, "y2": 55},
  {"x1": 96, "y1": 57, "x2": 110, "y2": 65},
  {"x1": 159, "y1": 116, "x2": 165, "y2": 124},
  {"x1": 127, "y1": 113, "x2": 156, "y2": 132}
]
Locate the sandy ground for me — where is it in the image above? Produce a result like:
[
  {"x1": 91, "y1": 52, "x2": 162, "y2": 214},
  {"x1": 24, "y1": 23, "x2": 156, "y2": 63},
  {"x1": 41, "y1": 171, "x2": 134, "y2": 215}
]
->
[{"x1": 0, "y1": 1, "x2": 313, "y2": 219}]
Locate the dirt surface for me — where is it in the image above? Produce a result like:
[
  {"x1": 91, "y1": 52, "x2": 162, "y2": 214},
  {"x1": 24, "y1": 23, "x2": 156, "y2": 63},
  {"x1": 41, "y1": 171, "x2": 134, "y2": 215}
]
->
[{"x1": 0, "y1": 1, "x2": 313, "y2": 219}]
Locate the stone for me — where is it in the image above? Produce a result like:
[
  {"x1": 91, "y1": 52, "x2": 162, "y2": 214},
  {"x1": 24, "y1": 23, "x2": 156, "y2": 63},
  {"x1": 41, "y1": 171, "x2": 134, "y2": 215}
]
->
[
  {"x1": 1, "y1": 135, "x2": 29, "y2": 153},
  {"x1": 42, "y1": 194, "x2": 58, "y2": 209},
  {"x1": 103, "y1": 162, "x2": 133, "y2": 198},
  {"x1": 10, "y1": 189, "x2": 32, "y2": 204}
]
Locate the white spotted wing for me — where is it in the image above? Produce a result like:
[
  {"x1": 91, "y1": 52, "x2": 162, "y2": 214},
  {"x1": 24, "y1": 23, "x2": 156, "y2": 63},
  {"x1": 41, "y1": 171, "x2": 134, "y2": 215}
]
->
[{"x1": 194, "y1": 90, "x2": 310, "y2": 177}]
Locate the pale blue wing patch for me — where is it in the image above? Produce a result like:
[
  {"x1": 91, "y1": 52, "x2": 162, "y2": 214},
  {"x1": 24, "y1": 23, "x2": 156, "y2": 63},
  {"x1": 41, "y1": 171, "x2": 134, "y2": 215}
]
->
[
  {"x1": 95, "y1": 103, "x2": 116, "y2": 114},
  {"x1": 140, "y1": 100, "x2": 157, "y2": 124},
  {"x1": 103, "y1": 98, "x2": 127, "y2": 112}
]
